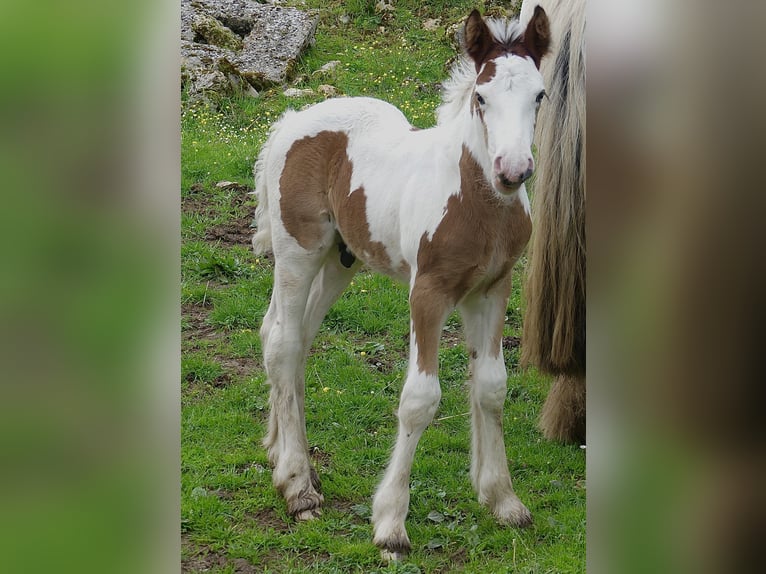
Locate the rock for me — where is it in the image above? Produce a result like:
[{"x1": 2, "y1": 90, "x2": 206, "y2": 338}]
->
[
  {"x1": 283, "y1": 88, "x2": 315, "y2": 98},
  {"x1": 315, "y1": 60, "x2": 341, "y2": 75},
  {"x1": 192, "y1": 13, "x2": 243, "y2": 51},
  {"x1": 215, "y1": 180, "x2": 249, "y2": 190},
  {"x1": 234, "y1": 5, "x2": 317, "y2": 89},
  {"x1": 317, "y1": 84, "x2": 338, "y2": 97},
  {"x1": 181, "y1": 0, "x2": 318, "y2": 101},
  {"x1": 423, "y1": 18, "x2": 441, "y2": 31}
]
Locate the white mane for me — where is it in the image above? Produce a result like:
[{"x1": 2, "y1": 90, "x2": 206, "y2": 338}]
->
[
  {"x1": 435, "y1": 17, "x2": 525, "y2": 126},
  {"x1": 486, "y1": 17, "x2": 525, "y2": 46}
]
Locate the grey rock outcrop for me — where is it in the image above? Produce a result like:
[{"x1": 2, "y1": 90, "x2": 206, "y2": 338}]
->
[{"x1": 181, "y1": 0, "x2": 318, "y2": 101}]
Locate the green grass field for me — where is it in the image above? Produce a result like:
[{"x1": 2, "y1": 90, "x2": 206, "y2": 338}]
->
[{"x1": 181, "y1": 2, "x2": 584, "y2": 572}]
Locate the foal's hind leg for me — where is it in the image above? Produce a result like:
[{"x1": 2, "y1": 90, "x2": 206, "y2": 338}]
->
[
  {"x1": 459, "y1": 283, "x2": 532, "y2": 527},
  {"x1": 293, "y1": 249, "x2": 361, "y2": 506},
  {"x1": 262, "y1": 245, "x2": 329, "y2": 519},
  {"x1": 263, "y1": 240, "x2": 359, "y2": 520},
  {"x1": 301, "y1": 246, "x2": 361, "y2": 355}
]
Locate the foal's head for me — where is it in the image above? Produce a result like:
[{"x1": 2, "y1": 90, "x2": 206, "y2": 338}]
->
[{"x1": 464, "y1": 7, "x2": 550, "y2": 196}]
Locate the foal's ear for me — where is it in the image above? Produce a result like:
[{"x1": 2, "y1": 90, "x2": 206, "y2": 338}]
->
[
  {"x1": 464, "y1": 9, "x2": 494, "y2": 68},
  {"x1": 522, "y1": 5, "x2": 551, "y2": 68}
]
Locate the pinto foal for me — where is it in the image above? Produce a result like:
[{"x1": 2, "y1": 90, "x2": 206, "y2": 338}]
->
[{"x1": 252, "y1": 8, "x2": 550, "y2": 559}]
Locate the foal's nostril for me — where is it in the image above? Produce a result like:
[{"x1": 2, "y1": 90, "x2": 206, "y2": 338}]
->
[{"x1": 520, "y1": 168, "x2": 534, "y2": 183}]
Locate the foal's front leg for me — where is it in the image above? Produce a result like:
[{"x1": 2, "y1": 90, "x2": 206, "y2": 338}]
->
[
  {"x1": 460, "y1": 286, "x2": 532, "y2": 527},
  {"x1": 372, "y1": 281, "x2": 450, "y2": 560}
]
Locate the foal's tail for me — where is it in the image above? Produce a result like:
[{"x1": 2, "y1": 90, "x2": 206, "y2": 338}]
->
[
  {"x1": 520, "y1": 0, "x2": 586, "y2": 443},
  {"x1": 251, "y1": 136, "x2": 274, "y2": 255},
  {"x1": 251, "y1": 111, "x2": 296, "y2": 256}
]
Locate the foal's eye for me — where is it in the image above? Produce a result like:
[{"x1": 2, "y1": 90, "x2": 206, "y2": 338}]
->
[
  {"x1": 476, "y1": 93, "x2": 485, "y2": 105},
  {"x1": 536, "y1": 90, "x2": 546, "y2": 104}
]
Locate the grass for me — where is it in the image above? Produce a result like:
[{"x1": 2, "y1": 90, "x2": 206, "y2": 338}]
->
[{"x1": 181, "y1": 1, "x2": 584, "y2": 572}]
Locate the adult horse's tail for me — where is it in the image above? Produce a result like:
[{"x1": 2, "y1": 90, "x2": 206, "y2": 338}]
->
[{"x1": 519, "y1": 0, "x2": 586, "y2": 444}]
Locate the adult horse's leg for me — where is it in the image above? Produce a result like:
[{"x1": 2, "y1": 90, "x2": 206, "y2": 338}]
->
[
  {"x1": 459, "y1": 281, "x2": 532, "y2": 527},
  {"x1": 262, "y1": 245, "x2": 328, "y2": 520},
  {"x1": 372, "y1": 277, "x2": 450, "y2": 560}
]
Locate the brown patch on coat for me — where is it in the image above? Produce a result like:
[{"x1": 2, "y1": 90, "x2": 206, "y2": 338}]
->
[
  {"x1": 476, "y1": 60, "x2": 496, "y2": 85},
  {"x1": 279, "y1": 131, "x2": 346, "y2": 250},
  {"x1": 331, "y1": 186, "x2": 393, "y2": 271},
  {"x1": 278, "y1": 131, "x2": 394, "y2": 272},
  {"x1": 411, "y1": 146, "x2": 532, "y2": 374}
]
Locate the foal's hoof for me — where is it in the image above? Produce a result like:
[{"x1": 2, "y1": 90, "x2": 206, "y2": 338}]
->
[
  {"x1": 380, "y1": 548, "x2": 407, "y2": 563},
  {"x1": 494, "y1": 497, "x2": 533, "y2": 528},
  {"x1": 374, "y1": 530, "x2": 411, "y2": 562},
  {"x1": 287, "y1": 493, "x2": 323, "y2": 518},
  {"x1": 295, "y1": 507, "x2": 322, "y2": 521},
  {"x1": 286, "y1": 485, "x2": 324, "y2": 520}
]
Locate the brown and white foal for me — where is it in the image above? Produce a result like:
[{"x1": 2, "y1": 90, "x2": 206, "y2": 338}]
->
[{"x1": 251, "y1": 8, "x2": 550, "y2": 560}]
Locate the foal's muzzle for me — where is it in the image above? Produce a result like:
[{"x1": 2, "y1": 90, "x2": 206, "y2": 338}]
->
[
  {"x1": 498, "y1": 169, "x2": 533, "y2": 188},
  {"x1": 496, "y1": 168, "x2": 533, "y2": 194},
  {"x1": 493, "y1": 155, "x2": 534, "y2": 192}
]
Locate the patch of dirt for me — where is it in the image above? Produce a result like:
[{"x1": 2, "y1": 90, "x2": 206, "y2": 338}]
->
[
  {"x1": 183, "y1": 357, "x2": 259, "y2": 390},
  {"x1": 211, "y1": 488, "x2": 235, "y2": 500},
  {"x1": 182, "y1": 534, "x2": 258, "y2": 573},
  {"x1": 182, "y1": 195, "x2": 215, "y2": 218},
  {"x1": 206, "y1": 220, "x2": 254, "y2": 248},
  {"x1": 182, "y1": 302, "x2": 220, "y2": 343},
  {"x1": 206, "y1": 187, "x2": 258, "y2": 247},
  {"x1": 309, "y1": 445, "x2": 332, "y2": 467},
  {"x1": 402, "y1": 328, "x2": 465, "y2": 349},
  {"x1": 182, "y1": 184, "x2": 216, "y2": 217},
  {"x1": 364, "y1": 354, "x2": 398, "y2": 374},
  {"x1": 502, "y1": 335, "x2": 520, "y2": 350},
  {"x1": 183, "y1": 181, "x2": 258, "y2": 248},
  {"x1": 183, "y1": 371, "x2": 231, "y2": 390},
  {"x1": 219, "y1": 356, "x2": 260, "y2": 380},
  {"x1": 441, "y1": 328, "x2": 464, "y2": 348},
  {"x1": 328, "y1": 498, "x2": 358, "y2": 513},
  {"x1": 245, "y1": 507, "x2": 291, "y2": 533}
]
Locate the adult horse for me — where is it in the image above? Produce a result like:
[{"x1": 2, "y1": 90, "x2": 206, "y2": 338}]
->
[
  {"x1": 252, "y1": 8, "x2": 551, "y2": 559},
  {"x1": 519, "y1": 0, "x2": 586, "y2": 445}
]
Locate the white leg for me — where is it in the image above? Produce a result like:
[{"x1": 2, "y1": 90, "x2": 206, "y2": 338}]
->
[
  {"x1": 262, "y1": 239, "x2": 359, "y2": 520},
  {"x1": 293, "y1": 251, "x2": 361, "y2": 510},
  {"x1": 261, "y1": 252, "x2": 326, "y2": 519},
  {"x1": 301, "y1": 251, "x2": 361, "y2": 355},
  {"x1": 459, "y1": 284, "x2": 532, "y2": 527},
  {"x1": 372, "y1": 279, "x2": 450, "y2": 560}
]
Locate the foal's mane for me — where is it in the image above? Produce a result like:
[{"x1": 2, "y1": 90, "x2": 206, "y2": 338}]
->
[{"x1": 436, "y1": 17, "x2": 525, "y2": 126}]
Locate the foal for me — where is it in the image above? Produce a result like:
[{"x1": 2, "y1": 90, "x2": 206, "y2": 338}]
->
[{"x1": 252, "y1": 8, "x2": 550, "y2": 559}]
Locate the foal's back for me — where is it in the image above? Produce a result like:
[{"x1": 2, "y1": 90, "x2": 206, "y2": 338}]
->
[{"x1": 262, "y1": 96, "x2": 465, "y2": 282}]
